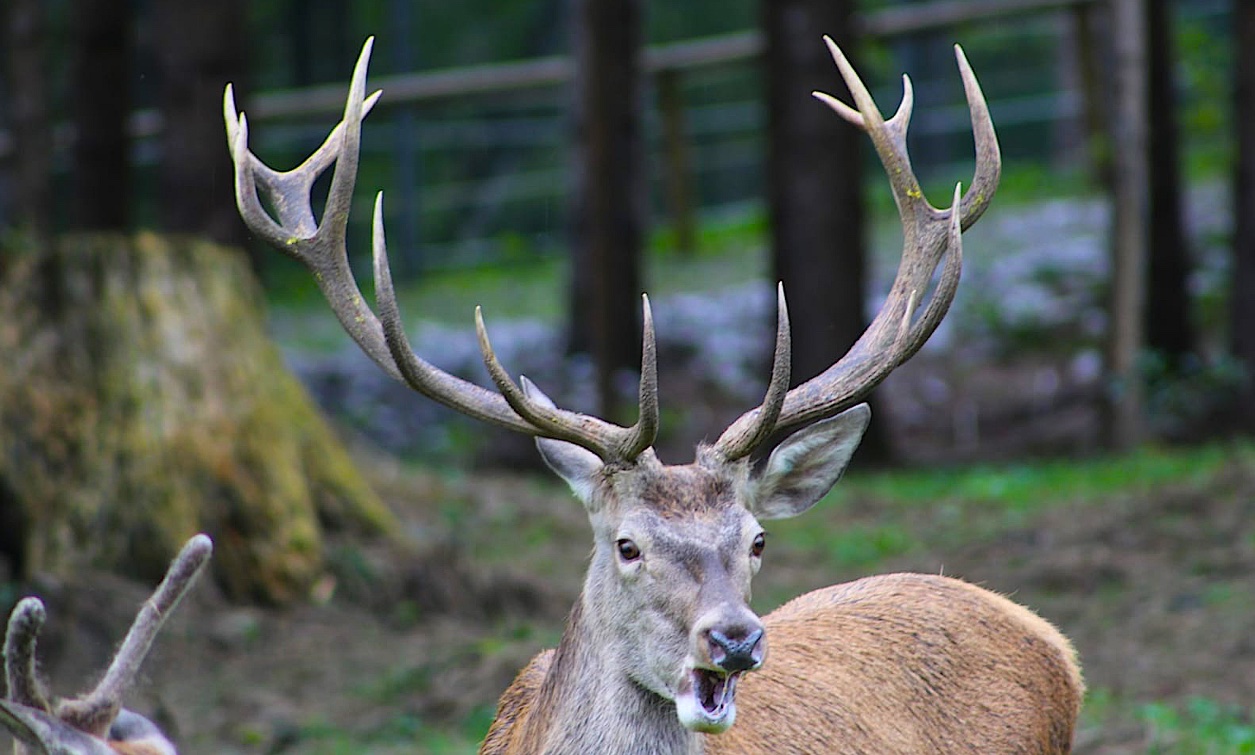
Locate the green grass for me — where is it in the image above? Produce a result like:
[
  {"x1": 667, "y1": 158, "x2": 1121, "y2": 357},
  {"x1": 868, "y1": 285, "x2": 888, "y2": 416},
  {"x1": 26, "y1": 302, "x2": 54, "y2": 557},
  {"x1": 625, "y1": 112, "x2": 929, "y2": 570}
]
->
[
  {"x1": 293, "y1": 713, "x2": 486, "y2": 754},
  {"x1": 1139, "y1": 698, "x2": 1255, "y2": 754},
  {"x1": 1083, "y1": 690, "x2": 1255, "y2": 755},
  {"x1": 837, "y1": 442, "x2": 1242, "y2": 512},
  {"x1": 766, "y1": 441, "x2": 1252, "y2": 576}
]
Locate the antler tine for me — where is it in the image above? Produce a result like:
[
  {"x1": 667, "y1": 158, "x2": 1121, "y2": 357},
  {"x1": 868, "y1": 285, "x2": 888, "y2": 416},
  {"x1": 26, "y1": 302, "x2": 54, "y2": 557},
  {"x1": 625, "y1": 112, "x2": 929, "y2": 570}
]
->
[
  {"x1": 370, "y1": 194, "x2": 543, "y2": 434},
  {"x1": 473, "y1": 295, "x2": 660, "y2": 462},
  {"x1": 714, "y1": 39, "x2": 999, "y2": 459},
  {"x1": 227, "y1": 38, "x2": 660, "y2": 465},
  {"x1": 4, "y1": 598, "x2": 51, "y2": 713},
  {"x1": 954, "y1": 44, "x2": 1001, "y2": 229},
  {"x1": 225, "y1": 87, "x2": 382, "y2": 246},
  {"x1": 626, "y1": 294, "x2": 661, "y2": 459},
  {"x1": 709, "y1": 283, "x2": 791, "y2": 461},
  {"x1": 56, "y1": 535, "x2": 213, "y2": 737},
  {"x1": 898, "y1": 182, "x2": 964, "y2": 358},
  {"x1": 225, "y1": 39, "x2": 398, "y2": 381}
]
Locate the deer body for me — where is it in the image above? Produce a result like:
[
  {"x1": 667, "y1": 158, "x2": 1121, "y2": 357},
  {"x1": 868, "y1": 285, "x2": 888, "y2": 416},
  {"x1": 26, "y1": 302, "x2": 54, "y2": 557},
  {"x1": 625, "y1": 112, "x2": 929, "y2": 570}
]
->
[
  {"x1": 716, "y1": 573, "x2": 1081, "y2": 754},
  {"x1": 484, "y1": 573, "x2": 1082, "y2": 755},
  {"x1": 222, "y1": 34, "x2": 1084, "y2": 755}
]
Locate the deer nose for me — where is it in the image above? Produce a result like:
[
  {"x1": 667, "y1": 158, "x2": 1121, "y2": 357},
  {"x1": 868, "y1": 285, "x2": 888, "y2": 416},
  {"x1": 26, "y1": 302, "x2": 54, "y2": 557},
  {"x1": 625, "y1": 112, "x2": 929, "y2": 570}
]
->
[{"x1": 707, "y1": 627, "x2": 765, "y2": 673}]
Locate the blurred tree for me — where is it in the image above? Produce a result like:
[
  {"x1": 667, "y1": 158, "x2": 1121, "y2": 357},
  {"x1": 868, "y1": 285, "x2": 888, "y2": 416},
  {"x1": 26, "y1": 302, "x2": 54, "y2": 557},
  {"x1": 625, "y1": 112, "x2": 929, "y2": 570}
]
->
[
  {"x1": 70, "y1": 0, "x2": 131, "y2": 230},
  {"x1": 761, "y1": 0, "x2": 888, "y2": 461},
  {"x1": 1144, "y1": 0, "x2": 1194, "y2": 370},
  {"x1": 3, "y1": 0, "x2": 52, "y2": 245},
  {"x1": 567, "y1": 0, "x2": 645, "y2": 422},
  {"x1": 1103, "y1": 0, "x2": 1149, "y2": 450},
  {"x1": 153, "y1": 0, "x2": 249, "y2": 249},
  {"x1": 0, "y1": 1, "x2": 396, "y2": 605},
  {"x1": 1233, "y1": 0, "x2": 1255, "y2": 425}
]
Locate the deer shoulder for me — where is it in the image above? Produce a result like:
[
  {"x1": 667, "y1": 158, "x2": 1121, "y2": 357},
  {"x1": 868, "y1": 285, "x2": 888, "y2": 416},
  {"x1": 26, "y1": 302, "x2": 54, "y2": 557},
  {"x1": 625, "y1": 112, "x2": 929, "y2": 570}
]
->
[{"x1": 480, "y1": 649, "x2": 554, "y2": 755}]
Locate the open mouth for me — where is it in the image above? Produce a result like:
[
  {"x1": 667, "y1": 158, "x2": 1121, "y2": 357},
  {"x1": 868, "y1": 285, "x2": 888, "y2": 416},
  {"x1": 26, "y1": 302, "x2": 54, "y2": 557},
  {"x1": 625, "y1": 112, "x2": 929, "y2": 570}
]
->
[{"x1": 675, "y1": 667, "x2": 744, "y2": 733}]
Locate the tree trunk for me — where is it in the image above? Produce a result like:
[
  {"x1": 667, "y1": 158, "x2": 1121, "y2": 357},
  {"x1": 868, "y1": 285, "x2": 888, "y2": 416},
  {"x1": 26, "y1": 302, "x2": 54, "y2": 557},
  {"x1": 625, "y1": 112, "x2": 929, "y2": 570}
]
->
[
  {"x1": 1144, "y1": 0, "x2": 1194, "y2": 369},
  {"x1": 4, "y1": 0, "x2": 53, "y2": 245},
  {"x1": 0, "y1": 234, "x2": 395, "y2": 605},
  {"x1": 1102, "y1": 0, "x2": 1149, "y2": 450},
  {"x1": 70, "y1": 0, "x2": 131, "y2": 231},
  {"x1": 152, "y1": 0, "x2": 250, "y2": 249},
  {"x1": 1233, "y1": 0, "x2": 1255, "y2": 426},
  {"x1": 567, "y1": 0, "x2": 645, "y2": 423},
  {"x1": 761, "y1": 0, "x2": 888, "y2": 461}
]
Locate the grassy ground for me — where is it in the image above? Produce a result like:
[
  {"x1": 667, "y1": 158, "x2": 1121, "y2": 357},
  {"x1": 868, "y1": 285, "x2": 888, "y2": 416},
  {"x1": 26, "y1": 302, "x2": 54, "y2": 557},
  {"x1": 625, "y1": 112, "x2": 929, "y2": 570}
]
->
[
  {"x1": 326, "y1": 439, "x2": 1255, "y2": 754},
  {"x1": 6, "y1": 406, "x2": 1252, "y2": 755}
]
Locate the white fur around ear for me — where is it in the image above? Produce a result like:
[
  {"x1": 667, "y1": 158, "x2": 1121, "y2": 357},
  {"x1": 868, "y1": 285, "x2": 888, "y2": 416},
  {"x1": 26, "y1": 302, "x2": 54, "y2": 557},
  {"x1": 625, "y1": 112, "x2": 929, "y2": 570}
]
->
[
  {"x1": 749, "y1": 403, "x2": 871, "y2": 520},
  {"x1": 520, "y1": 376, "x2": 604, "y2": 505}
]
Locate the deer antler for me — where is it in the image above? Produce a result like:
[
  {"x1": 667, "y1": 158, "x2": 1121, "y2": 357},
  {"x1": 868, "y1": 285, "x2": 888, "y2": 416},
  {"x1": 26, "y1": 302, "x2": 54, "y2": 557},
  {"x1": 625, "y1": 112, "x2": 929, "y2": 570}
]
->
[
  {"x1": 224, "y1": 38, "x2": 660, "y2": 465},
  {"x1": 1, "y1": 535, "x2": 212, "y2": 753},
  {"x1": 709, "y1": 38, "x2": 1000, "y2": 462}
]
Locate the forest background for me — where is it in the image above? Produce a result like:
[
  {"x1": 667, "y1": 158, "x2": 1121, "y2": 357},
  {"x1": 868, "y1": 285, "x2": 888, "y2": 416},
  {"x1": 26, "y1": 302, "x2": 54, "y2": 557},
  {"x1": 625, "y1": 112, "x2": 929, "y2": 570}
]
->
[{"x1": 2, "y1": 0, "x2": 1253, "y2": 752}]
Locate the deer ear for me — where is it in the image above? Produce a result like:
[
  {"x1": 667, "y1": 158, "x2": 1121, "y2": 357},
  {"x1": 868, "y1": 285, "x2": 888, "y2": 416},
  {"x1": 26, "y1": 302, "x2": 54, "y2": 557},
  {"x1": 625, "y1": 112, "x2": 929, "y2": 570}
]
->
[
  {"x1": 748, "y1": 404, "x2": 870, "y2": 520},
  {"x1": 520, "y1": 377, "x2": 604, "y2": 504}
]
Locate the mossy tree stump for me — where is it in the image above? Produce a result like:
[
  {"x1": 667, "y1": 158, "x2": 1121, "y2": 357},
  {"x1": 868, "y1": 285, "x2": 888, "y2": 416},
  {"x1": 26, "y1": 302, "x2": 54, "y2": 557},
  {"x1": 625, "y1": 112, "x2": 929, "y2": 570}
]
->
[{"x1": 0, "y1": 232, "x2": 395, "y2": 604}]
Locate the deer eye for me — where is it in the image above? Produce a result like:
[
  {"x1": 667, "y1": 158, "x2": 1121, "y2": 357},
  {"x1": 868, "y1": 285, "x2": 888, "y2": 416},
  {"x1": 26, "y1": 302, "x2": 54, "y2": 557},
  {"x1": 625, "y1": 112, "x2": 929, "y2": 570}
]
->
[
  {"x1": 616, "y1": 539, "x2": 642, "y2": 562},
  {"x1": 750, "y1": 532, "x2": 766, "y2": 558}
]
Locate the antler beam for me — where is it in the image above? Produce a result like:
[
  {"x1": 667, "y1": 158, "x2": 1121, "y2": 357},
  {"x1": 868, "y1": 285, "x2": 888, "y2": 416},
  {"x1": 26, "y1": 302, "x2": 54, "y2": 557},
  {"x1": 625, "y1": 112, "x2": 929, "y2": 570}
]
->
[
  {"x1": 710, "y1": 38, "x2": 1000, "y2": 461},
  {"x1": 225, "y1": 38, "x2": 660, "y2": 465}
]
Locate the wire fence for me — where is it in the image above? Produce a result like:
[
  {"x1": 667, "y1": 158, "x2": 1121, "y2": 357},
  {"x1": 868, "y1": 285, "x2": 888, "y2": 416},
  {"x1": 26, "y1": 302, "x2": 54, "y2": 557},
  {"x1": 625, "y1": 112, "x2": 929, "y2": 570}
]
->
[{"x1": 0, "y1": 0, "x2": 1231, "y2": 279}]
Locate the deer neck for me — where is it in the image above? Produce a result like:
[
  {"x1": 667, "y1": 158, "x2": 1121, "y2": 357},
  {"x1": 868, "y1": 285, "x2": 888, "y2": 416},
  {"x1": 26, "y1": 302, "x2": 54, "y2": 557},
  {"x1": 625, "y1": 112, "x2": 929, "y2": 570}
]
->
[{"x1": 524, "y1": 597, "x2": 703, "y2": 755}]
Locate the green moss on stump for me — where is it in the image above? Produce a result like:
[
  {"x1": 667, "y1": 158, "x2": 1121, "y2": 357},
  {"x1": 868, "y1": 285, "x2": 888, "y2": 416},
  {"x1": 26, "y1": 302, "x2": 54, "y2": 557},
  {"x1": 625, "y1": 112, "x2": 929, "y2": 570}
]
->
[{"x1": 0, "y1": 232, "x2": 395, "y2": 605}]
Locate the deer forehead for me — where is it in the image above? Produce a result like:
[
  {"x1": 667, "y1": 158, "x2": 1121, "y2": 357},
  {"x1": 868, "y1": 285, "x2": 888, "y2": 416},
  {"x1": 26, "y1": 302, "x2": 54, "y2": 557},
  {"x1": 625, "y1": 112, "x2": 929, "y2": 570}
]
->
[
  {"x1": 623, "y1": 503, "x2": 755, "y2": 554},
  {"x1": 600, "y1": 460, "x2": 752, "y2": 520}
]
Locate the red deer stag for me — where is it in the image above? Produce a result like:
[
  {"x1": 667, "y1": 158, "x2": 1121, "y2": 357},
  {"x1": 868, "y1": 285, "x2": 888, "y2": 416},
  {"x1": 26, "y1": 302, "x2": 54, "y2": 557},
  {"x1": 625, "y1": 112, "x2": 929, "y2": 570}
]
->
[
  {"x1": 1, "y1": 535, "x2": 212, "y2": 755},
  {"x1": 224, "y1": 36, "x2": 1083, "y2": 754}
]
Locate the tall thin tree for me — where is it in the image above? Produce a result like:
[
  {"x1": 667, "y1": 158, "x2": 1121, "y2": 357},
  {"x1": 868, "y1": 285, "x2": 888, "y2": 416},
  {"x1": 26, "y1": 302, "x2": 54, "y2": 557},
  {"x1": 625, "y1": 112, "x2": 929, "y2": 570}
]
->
[
  {"x1": 1144, "y1": 0, "x2": 1194, "y2": 370},
  {"x1": 70, "y1": 0, "x2": 131, "y2": 231},
  {"x1": 568, "y1": 0, "x2": 645, "y2": 422},
  {"x1": 1233, "y1": 0, "x2": 1255, "y2": 425},
  {"x1": 4, "y1": 0, "x2": 53, "y2": 245},
  {"x1": 1103, "y1": 0, "x2": 1150, "y2": 449},
  {"x1": 761, "y1": 0, "x2": 887, "y2": 460},
  {"x1": 153, "y1": 0, "x2": 248, "y2": 248}
]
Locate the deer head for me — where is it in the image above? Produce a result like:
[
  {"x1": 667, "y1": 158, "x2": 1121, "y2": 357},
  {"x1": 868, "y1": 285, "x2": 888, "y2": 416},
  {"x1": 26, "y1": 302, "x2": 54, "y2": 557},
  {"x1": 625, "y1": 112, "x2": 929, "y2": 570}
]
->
[
  {"x1": 1, "y1": 536, "x2": 212, "y2": 755},
  {"x1": 224, "y1": 35, "x2": 998, "y2": 737}
]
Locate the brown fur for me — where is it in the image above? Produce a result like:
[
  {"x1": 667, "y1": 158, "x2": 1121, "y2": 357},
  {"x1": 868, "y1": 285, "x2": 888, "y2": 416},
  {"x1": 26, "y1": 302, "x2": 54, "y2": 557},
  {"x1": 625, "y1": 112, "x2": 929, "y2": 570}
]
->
[
  {"x1": 480, "y1": 649, "x2": 555, "y2": 755},
  {"x1": 481, "y1": 573, "x2": 1083, "y2": 754}
]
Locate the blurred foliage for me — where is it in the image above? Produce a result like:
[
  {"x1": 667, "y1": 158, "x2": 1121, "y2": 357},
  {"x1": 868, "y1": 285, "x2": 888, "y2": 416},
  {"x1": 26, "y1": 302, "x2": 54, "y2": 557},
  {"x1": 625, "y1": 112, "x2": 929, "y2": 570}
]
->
[
  {"x1": 1175, "y1": 11, "x2": 1234, "y2": 178},
  {"x1": 1143, "y1": 351, "x2": 1248, "y2": 437},
  {"x1": 1139, "y1": 698, "x2": 1255, "y2": 754},
  {"x1": 761, "y1": 441, "x2": 1247, "y2": 599}
]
